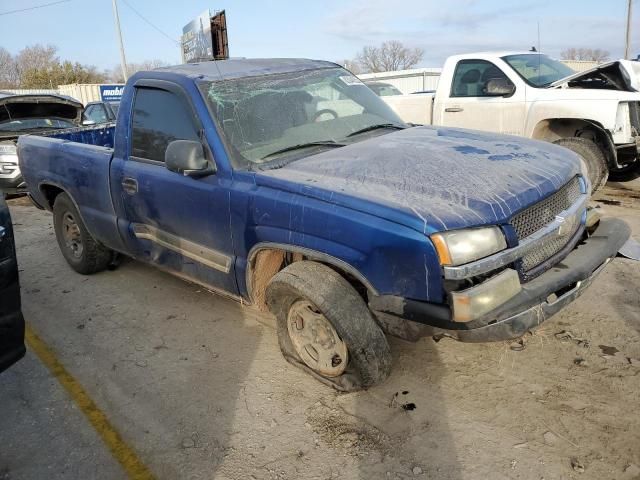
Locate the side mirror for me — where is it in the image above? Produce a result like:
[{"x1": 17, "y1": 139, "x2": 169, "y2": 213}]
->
[
  {"x1": 165, "y1": 140, "x2": 214, "y2": 177},
  {"x1": 82, "y1": 119, "x2": 96, "y2": 126},
  {"x1": 485, "y1": 78, "x2": 516, "y2": 97}
]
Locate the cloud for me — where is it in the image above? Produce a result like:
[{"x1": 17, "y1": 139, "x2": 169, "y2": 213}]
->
[{"x1": 322, "y1": 0, "x2": 632, "y2": 66}]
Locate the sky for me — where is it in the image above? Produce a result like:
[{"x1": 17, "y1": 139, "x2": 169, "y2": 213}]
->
[{"x1": 0, "y1": 0, "x2": 638, "y2": 71}]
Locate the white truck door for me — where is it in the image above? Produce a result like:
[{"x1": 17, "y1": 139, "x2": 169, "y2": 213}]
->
[{"x1": 434, "y1": 59, "x2": 526, "y2": 136}]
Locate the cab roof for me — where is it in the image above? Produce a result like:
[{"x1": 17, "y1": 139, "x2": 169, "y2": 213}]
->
[{"x1": 154, "y1": 58, "x2": 339, "y2": 81}]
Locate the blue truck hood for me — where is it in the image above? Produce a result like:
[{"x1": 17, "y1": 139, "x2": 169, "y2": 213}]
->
[{"x1": 255, "y1": 126, "x2": 583, "y2": 234}]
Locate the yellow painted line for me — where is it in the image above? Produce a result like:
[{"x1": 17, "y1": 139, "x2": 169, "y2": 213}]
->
[{"x1": 25, "y1": 324, "x2": 155, "y2": 480}]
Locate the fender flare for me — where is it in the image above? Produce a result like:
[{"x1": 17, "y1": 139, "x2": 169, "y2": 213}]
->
[
  {"x1": 37, "y1": 181, "x2": 99, "y2": 240},
  {"x1": 531, "y1": 117, "x2": 619, "y2": 169},
  {"x1": 245, "y1": 242, "x2": 378, "y2": 305}
]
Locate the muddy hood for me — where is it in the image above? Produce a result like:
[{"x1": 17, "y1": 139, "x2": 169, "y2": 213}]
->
[
  {"x1": 256, "y1": 126, "x2": 583, "y2": 234},
  {"x1": 550, "y1": 60, "x2": 640, "y2": 91},
  {"x1": 0, "y1": 94, "x2": 83, "y2": 126}
]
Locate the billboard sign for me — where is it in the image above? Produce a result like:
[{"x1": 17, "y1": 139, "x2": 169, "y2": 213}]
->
[
  {"x1": 181, "y1": 10, "x2": 213, "y2": 63},
  {"x1": 99, "y1": 85, "x2": 125, "y2": 103}
]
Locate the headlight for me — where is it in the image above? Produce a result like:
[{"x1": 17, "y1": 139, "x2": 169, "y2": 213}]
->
[
  {"x1": 451, "y1": 268, "x2": 521, "y2": 322},
  {"x1": 0, "y1": 142, "x2": 19, "y2": 175},
  {"x1": 431, "y1": 226, "x2": 507, "y2": 266},
  {"x1": 0, "y1": 142, "x2": 17, "y2": 156},
  {"x1": 613, "y1": 102, "x2": 633, "y2": 143}
]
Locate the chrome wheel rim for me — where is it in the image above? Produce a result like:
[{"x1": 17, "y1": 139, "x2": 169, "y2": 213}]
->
[
  {"x1": 287, "y1": 300, "x2": 348, "y2": 377},
  {"x1": 62, "y1": 212, "x2": 83, "y2": 259}
]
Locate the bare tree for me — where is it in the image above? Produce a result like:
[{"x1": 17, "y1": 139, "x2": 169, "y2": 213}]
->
[
  {"x1": 0, "y1": 47, "x2": 19, "y2": 88},
  {"x1": 354, "y1": 40, "x2": 424, "y2": 73},
  {"x1": 14, "y1": 44, "x2": 59, "y2": 77},
  {"x1": 109, "y1": 59, "x2": 171, "y2": 82},
  {"x1": 561, "y1": 48, "x2": 610, "y2": 62},
  {"x1": 0, "y1": 44, "x2": 109, "y2": 88}
]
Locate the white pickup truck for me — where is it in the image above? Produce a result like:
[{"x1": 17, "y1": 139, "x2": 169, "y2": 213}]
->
[{"x1": 382, "y1": 51, "x2": 640, "y2": 191}]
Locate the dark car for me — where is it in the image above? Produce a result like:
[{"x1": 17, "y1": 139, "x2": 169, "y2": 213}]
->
[
  {"x1": 365, "y1": 81, "x2": 403, "y2": 96},
  {"x1": 0, "y1": 92, "x2": 83, "y2": 195},
  {"x1": 0, "y1": 195, "x2": 25, "y2": 372},
  {"x1": 82, "y1": 101, "x2": 119, "y2": 125}
]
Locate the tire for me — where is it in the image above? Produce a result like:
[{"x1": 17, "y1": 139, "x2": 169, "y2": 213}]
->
[
  {"x1": 266, "y1": 261, "x2": 392, "y2": 391},
  {"x1": 53, "y1": 193, "x2": 112, "y2": 274},
  {"x1": 608, "y1": 158, "x2": 640, "y2": 182},
  {"x1": 553, "y1": 137, "x2": 608, "y2": 193}
]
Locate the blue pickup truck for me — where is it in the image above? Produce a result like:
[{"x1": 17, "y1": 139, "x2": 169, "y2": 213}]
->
[{"x1": 18, "y1": 59, "x2": 630, "y2": 390}]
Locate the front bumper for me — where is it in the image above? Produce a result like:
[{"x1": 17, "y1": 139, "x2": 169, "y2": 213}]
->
[{"x1": 370, "y1": 218, "x2": 631, "y2": 342}]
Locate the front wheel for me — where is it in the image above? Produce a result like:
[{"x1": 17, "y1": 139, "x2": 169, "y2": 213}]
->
[
  {"x1": 53, "y1": 193, "x2": 112, "y2": 274},
  {"x1": 266, "y1": 261, "x2": 392, "y2": 391},
  {"x1": 553, "y1": 137, "x2": 608, "y2": 193}
]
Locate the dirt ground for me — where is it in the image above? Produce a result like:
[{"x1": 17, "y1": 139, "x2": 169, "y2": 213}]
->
[{"x1": 1, "y1": 180, "x2": 639, "y2": 480}]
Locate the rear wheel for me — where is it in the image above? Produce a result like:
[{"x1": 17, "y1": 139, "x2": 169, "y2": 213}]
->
[
  {"x1": 553, "y1": 137, "x2": 608, "y2": 193},
  {"x1": 53, "y1": 193, "x2": 112, "y2": 274},
  {"x1": 266, "y1": 261, "x2": 392, "y2": 391}
]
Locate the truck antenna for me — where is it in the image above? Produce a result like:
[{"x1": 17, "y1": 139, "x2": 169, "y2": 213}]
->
[
  {"x1": 624, "y1": 0, "x2": 633, "y2": 59},
  {"x1": 537, "y1": 20, "x2": 541, "y2": 54}
]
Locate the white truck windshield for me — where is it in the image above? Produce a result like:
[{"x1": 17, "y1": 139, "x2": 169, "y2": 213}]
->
[{"x1": 502, "y1": 54, "x2": 576, "y2": 87}]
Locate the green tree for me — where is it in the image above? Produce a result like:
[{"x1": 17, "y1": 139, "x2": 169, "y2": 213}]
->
[{"x1": 21, "y1": 61, "x2": 106, "y2": 88}]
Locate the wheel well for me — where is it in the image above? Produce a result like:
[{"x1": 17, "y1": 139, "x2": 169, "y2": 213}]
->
[
  {"x1": 247, "y1": 247, "x2": 370, "y2": 311},
  {"x1": 531, "y1": 118, "x2": 617, "y2": 168},
  {"x1": 39, "y1": 184, "x2": 65, "y2": 210}
]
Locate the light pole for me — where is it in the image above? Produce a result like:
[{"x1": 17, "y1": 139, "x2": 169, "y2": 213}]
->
[
  {"x1": 112, "y1": 0, "x2": 128, "y2": 81},
  {"x1": 624, "y1": 0, "x2": 633, "y2": 59}
]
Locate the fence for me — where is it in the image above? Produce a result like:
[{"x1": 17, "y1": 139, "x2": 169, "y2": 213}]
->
[
  {"x1": 358, "y1": 68, "x2": 442, "y2": 94},
  {"x1": 1, "y1": 83, "x2": 124, "y2": 104}
]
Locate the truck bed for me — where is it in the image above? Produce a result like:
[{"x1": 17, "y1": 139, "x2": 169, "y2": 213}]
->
[
  {"x1": 46, "y1": 122, "x2": 116, "y2": 148},
  {"x1": 17, "y1": 123, "x2": 119, "y2": 249}
]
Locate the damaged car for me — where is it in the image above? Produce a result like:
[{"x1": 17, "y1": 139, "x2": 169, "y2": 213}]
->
[
  {"x1": 17, "y1": 59, "x2": 631, "y2": 390},
  {"x1": 381, "y1": 52, "x2": 640, "y2": 190},
  {"x1": 0, "y1": 92, "x2": 83, "y2": 195}
]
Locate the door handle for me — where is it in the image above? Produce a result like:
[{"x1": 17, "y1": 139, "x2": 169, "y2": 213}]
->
[
  {"x1": 121, "y1": 177, "x2": 138, "y2": 195},
  {"x1": 445, "y1": 107, "x2": 464, "y2": 113}
]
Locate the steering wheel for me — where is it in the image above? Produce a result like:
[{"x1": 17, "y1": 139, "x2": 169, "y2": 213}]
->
[{"x1": 313, "y1": 109, "x2": 339, "y2": 122}]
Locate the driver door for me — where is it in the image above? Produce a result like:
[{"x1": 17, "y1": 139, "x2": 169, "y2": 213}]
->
[
  {"x1": 435, "y1": 59, "x2": 526, "y2": 136},
  {"x1": 110, "y1": 82, "x2": 238, "y2": 295}
]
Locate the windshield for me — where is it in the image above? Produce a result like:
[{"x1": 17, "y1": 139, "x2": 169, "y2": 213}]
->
[
  {"x1": 502, "y1": 54, "x2": 576, "y2": 87},
  {"x1": 0, "y1": 118, "x2": 76, "y2": 133},
  {"x1": 199, "y1": 67, "x2": 406, "y2": 167}
]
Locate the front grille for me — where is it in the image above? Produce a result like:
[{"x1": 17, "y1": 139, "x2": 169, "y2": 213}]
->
[
  {"x1": 520, "y1": 227, "x2": 577, "y2": 272},
  {"x1": 509, "y1": 176, "x2": 583, "y2": 275}
]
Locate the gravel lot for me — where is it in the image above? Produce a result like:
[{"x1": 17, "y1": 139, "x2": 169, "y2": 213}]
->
[{"x1": 1, "y1": 180, "x2": 639, "y2": 480}]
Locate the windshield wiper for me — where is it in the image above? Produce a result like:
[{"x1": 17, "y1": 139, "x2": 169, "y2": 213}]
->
[
  {"x1": 345, "y1": 123, "x2": 406, "y2": 138},
  {"x1": 261, "y1": 140, "x2": 345, "y2": 160}
]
